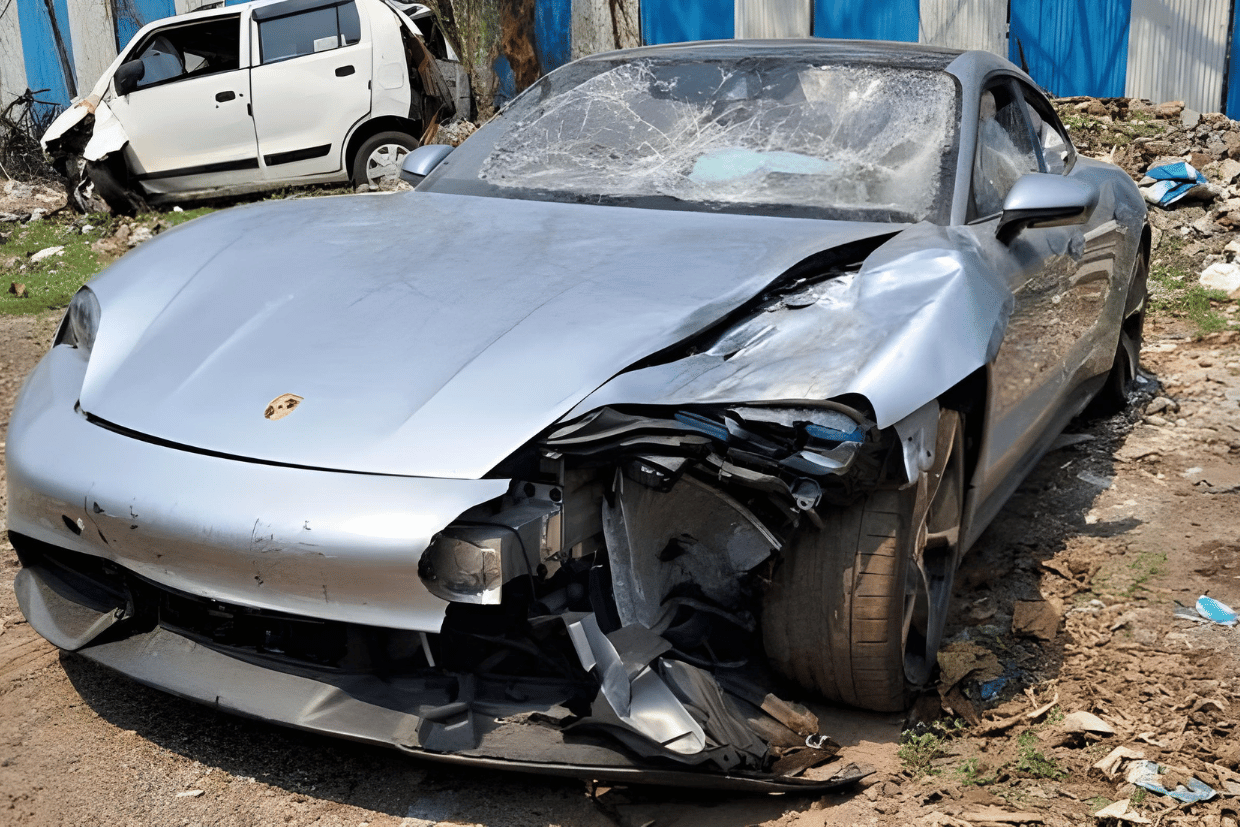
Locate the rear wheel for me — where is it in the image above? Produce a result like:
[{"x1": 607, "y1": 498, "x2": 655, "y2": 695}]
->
[
  {"x1": 1092, "y1": 249, "x2": 1148, "y2": 414},
  {"x1": 351, "y1": 131, "x2": 418, "y2": 189},
  {"x1": 762, "y1": 409, "x2": 965, "y2": 712}
]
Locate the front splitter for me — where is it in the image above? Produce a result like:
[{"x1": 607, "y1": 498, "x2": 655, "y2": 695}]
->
[{"x1": 72, "y1": 624, "x2": 870, "y2": 793}]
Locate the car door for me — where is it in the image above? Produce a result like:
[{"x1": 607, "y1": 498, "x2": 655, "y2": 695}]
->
[
  {"x1": 966, "y1": 77, "x2": 1101, "y2": 523},
  {"x1": 248, "y1": 0, "x2": 373, "y2": 180},
  {"x1": 107, "y1": 14, "x2": 259, "y2": 191}
]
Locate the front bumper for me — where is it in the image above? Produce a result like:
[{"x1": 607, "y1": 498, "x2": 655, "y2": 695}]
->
[
  {"x1": 14, "y1": 546, "x2": 867, "y2": 791},
  {"x1": 7, "y1": 346, "x2": 507, "y2": 633}
]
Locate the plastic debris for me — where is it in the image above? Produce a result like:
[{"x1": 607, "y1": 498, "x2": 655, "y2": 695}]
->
[
  {"x1": 1139, "y1": 161, "x2": 1208, "y2": 206},
  {"x1": 1196, "y1": 595, "x2": 1238, "y2": 626},
  {"x1": 1077, "y1": 470, "x2": 1113, "y2": 489},
  {"x1": 1061, "y1": 710, "x2": 1116, "y2": 735},
  {"x1": 979, "y1": 676, "x2": 1008, "y2": 701},
  {"x1": 1126, "y1": 760, "x2": 1216, "y2": 803}
]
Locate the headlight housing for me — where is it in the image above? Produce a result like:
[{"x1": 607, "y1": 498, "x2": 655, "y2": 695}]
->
[{"x1": 56, "y1": 287, "x2": 101, "y2": 356}]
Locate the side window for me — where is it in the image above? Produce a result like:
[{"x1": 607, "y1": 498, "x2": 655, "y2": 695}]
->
[
  {"x1": 258, "y1": 1, "x2": 361, "y2": 65},
  {"x1": 971, "y1": 82, "x2": 1040, "y2": 220},
  {"x1": 129, "y1": 17, "x2": 242, "y2": 91},
  {"x1": 1021, "y1": 88, "x2": 1076, "y2": 176}
]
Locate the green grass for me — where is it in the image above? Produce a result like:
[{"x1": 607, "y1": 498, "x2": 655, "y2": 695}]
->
[
  {"x1": 957, "y1": 757, "x2": 998, "y2": 786},
  {"x1": 0, "y1": 207, "x2": 214, "y2": 316},
  {"x1": 1149, "y1": 262, "x2": 1236, "y2": 339},
  {"x1": 898, "y1": 731, "x2": 945, "y2": 778},
  {"x1": 1014, "y1": 732, "x2": 1067, "y2": 780}
]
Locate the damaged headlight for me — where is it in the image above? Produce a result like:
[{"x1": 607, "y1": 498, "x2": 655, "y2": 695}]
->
[{"x1": 56, "y1": 287, "x2": 101, "y2": 357}]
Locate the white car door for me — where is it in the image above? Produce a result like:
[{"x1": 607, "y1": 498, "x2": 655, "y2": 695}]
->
[
  {"x1": 249, "y1": 0, "x2": 373, "y2": 180},
  {"x1": 107, "y1": 13, "x2": 259, "y2": 193}
]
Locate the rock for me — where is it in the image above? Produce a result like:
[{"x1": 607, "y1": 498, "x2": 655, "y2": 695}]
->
[
  {"x1": 1208, "y1": 140, "x2": 1228, "y2": 159},
  {"x1": 127, "y1": 226, "x2": 152, "y2": 247},
  {"x1": 7, "y1": 282, "x2": 28, "y2": 298},
  {"x1": 1201, "y1": 261, "x2": 1240, "y2": 292},
  {"x1": 1146, "y1": 396, "x2": 1179, "y2": 414},
  {"x1": 1226, "y1": 132, "x2": 1240, "y2": 158},
  {"x1": 1182, "y1": 107, "x2": 1202, "y2": 128},
  {"x1": 1153, "y1": 100, "x2": 1184, "y2": 119},
  {"x1": 1189, "y1": 151, "x2": 1212, "y2": 170},
  {"x1": 1191, "y1": 214, "x2": 1219, "y2": 236},
  {"x1": 29, "y1": 246, "x2": 64, "y2": 263}
]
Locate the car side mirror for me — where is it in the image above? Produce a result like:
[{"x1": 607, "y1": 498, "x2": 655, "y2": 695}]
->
[
  {"x1": 996, "y1": 173, "x2": 1098, "y2": 244},
  {"x1": 399, "y1": 144, "x2": 454, "y2": 185},
  {"x1": 115, "y1": 59, "x2": 145, "y2": 96}
]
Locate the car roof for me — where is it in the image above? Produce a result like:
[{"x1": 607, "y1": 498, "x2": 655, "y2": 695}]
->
[
  {"x1": 581, "y1": 39, "x2": 967, "y2": 71},
  {"x1": 156, "y1": 0, "x2": 367, "y2": 24}
]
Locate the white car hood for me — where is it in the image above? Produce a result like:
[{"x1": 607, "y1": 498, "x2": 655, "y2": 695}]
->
[{"x1": 80, "y1": 191, "x2": 896, "y2": 478}]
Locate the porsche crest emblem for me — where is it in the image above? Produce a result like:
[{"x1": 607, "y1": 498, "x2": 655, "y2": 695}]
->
[{"x1": 264, "y1": 393, "x2": 303, "y2": 421}]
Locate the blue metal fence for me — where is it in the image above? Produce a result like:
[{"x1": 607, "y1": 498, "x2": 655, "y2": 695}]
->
[
  {"x1": 16, "y1": 0, "x2": 77, "y2": 108},
  {"x1": 641, "y1": 0, "x2": 734, "y2": 45},
  {"x1": 1009, "y1": 0, "x2": 1132, "y2": 98},
  {"x1": 813, "y1": 0, "x2": 919, "y2": 42}
]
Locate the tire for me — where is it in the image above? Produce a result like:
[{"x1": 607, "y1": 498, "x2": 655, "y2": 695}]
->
[
  {"x1": 762, "y1": 409, "x2": 965, "y2": 712},
  {"x1": 351, "y1": 131, "x2": 419, "y2": 189},
  {"x1": 1091, "y1": 249, "x2": 1148, "y2": 415},
  {"x1": 85, "y1": 158, "x2": 148, "y2": 216}
]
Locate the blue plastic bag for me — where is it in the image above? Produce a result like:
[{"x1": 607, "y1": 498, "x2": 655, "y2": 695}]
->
[{"x1": 1140, "y1": 161, "x2": 1207, "y2": 206}]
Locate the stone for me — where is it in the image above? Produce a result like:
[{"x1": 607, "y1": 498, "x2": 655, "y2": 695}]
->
[
  {"x1": 29, "y1": 245, "x2": 64, "y2": 263},
  {"x1": 1208, "y1": 140, "x2": 1229, "y2": 159},
  {"x1": 1153, "y1": 100, "x2": 1184, "y2": 119},
  {"x1": 1226, "y1": 132, "x2": 1240, "y2": 158},
  {"x1": 1220, "y1": 158, "x2": 1240, "y2": 184},
  {"x1": 1190, "y1": 151, "x2": 1212, "y2": 169},
  {"x1": 1182, "y1": 107, "x2": 1203, "y2": 128},
  {"x1": 1201, "y1": 261, "x2": 1240, "y2": 293}
]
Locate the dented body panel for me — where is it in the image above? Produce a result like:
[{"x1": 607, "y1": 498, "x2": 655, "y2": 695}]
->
[
  {"x1": 10, "y1": 43, "x2": 1147, "y2": 787},
  {"x1": 40, "y1": 0, "x2": 457, "y2": 205}
]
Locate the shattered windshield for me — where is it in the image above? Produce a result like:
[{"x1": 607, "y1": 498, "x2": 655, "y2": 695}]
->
[{"x1": 431, "y1": 56, "x2": 960, "y2": 222}]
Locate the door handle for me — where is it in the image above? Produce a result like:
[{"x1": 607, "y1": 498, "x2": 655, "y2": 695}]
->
[
  {"x1": 335, "y1": 65, "x2": 355, "y2": 77},
  {"x1": 215, "y1": 90, "x2": 236, "y2": 102}
]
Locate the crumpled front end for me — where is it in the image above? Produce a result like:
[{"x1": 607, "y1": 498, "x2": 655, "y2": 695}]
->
[{"x1": 9, "y1": 342, "x2": 884, "y2": 790}]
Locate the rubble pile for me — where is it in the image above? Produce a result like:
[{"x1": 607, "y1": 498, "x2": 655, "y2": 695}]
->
[{"x1": 1055, "y1": 96, "x2": 1240, "y2": 299}]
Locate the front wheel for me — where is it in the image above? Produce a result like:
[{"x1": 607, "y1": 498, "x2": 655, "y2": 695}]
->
[
  {"x1": 351, "y1": 132, "x2": 419, "y2": 189},
  {"x1": 762, "y1": 409, "x2": 965, "y2": 712}
]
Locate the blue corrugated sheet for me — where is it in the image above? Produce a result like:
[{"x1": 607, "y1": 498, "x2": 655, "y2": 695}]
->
[
  {"x1": 812, "y1": 0, "x2": 918, "y2": 42},
  {"x1": 1010, "y1": 0, "x2": 1132, "y2": 97},
  {"x1": 16, "y1": 0, "x2": 76, "y2": 109},
  {"x1": 641, "y1": 0, "x2": 734, "y2": 45},
  {"x1": 115, "y1": 0, "x2": 176, "y2": 52},
  {"x1": 1228, "y1": 1, "x2": 1240, "y2": 118},
  {"x1": 535, "y1": 0, "x2": 572, "y2": 73}
]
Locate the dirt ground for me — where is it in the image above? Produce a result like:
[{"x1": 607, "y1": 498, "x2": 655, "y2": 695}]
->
[{"x1": 3, "y1": 220, "x2": 1240, "y2": 825}]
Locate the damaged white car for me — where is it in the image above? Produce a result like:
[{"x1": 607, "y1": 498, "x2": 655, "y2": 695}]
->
[
  {"x1": 40, "y1": 0, "x2": 464, "y2": 213},
  {"x1": 8, "y1": 42, "x2": 1146, "y2": 789}
]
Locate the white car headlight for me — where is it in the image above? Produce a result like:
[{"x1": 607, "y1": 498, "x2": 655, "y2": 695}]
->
[{"x1": 56, "y1": 287, "x2": 101, "y2": 356}]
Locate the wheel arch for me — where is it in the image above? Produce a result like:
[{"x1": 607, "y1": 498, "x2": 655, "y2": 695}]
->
[{"x1": 343, "y1": 116, "x2": 423, "y2": 177}]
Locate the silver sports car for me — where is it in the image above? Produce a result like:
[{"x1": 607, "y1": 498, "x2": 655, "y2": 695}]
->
[{"x1": 7, "y1": 41, "x2": 1146, "y2": 790}]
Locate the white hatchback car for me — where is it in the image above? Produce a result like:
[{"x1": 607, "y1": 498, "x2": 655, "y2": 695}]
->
[{"x1": 42, "y1": 0, "x2": 463, "y2": 213}]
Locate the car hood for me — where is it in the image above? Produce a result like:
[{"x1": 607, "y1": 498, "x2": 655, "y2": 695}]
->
[{"x1": 80, "y1": 192, "x2": 896, "y2": 478}]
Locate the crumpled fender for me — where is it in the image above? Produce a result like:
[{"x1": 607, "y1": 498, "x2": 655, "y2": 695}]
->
[
  {"x1": 82, "y1": 100, "x2": 129, "y2": 161},
  {"x1": 565, "y1": 222, "x2": 1016, "y2": 430},
  {"x1": 40, "y1": 93, "x2": 99, "y2": 150}
]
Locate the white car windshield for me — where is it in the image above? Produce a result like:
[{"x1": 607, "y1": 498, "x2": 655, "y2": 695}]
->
[{"x1": 433, "y1": 55, "x2": 960, "y2": 223}]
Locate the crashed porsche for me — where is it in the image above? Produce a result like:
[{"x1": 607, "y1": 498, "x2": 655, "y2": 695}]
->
[{"x1": 7, "y1": 42, "x2": 1147, "y2": 789}]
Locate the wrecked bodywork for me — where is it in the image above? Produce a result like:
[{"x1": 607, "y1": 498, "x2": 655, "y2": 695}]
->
[
  {"x1": 9, "y1": 42, "x2": 1147, "y2": 788},
  {"x1": 41, "y1": 0, "x2": 459, "y2": 214}
]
